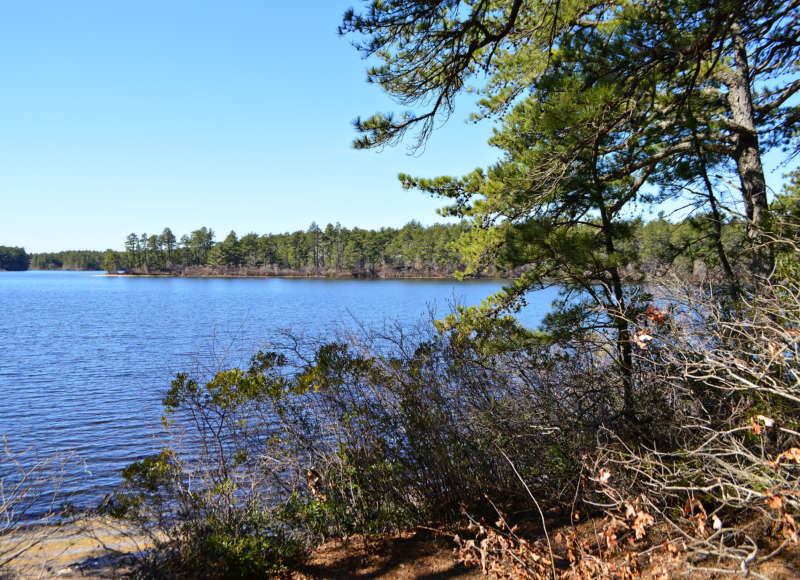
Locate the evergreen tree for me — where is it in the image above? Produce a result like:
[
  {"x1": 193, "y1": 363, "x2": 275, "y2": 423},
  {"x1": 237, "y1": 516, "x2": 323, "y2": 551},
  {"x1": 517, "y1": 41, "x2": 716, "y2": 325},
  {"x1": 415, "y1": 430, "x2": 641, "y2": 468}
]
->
[
  {"x1": 101, "y1": 250, "x2": 123, "y2": 273},
  {"x1": 180, "y1": 234, "x2": 191, "y2": 267},
  {"x1": 0, "y1": 246, "x2": 29, "y2": 271},
  {"x1": 342, "y1": 0, "x2": 800, "y2": 416},
  {"x1": 160, "y1": 228, "x2": 176, "y2": 266},
  {"x1": 342, "y1": 0, "x2": 799, "y2": 281},
  {"x1": 240, "y1": 233, "x2": 260, "y2": 267},
  {"x1": 125, "y1": 233, "x2": 139, "y2": 268},
  {"x1": 219, "y1": 230, "x2": 242, "y2": 267},
  {"x1": 147, "y1": 235, "x2": 161, "y2": 269}
]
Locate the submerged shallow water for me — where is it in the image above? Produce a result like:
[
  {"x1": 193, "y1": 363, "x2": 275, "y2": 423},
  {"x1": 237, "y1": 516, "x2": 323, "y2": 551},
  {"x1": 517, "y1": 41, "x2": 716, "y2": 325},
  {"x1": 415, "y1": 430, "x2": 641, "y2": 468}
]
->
[{"x1": 0, "y1": 271, "x2": 557, "y2": 513}]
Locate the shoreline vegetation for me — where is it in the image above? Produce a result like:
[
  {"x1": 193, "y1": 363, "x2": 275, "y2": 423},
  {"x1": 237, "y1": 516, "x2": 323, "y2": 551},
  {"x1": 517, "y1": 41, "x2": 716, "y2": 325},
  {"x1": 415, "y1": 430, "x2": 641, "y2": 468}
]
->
[{"x1": 102, "y1": 269, "x2": 494, "y2": 280}]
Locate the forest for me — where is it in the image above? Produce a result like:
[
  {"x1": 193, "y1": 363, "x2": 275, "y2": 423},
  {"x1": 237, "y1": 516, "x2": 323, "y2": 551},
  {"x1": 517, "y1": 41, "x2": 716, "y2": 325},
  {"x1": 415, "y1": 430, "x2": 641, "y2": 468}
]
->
[
  {"x1": 67, "y1": 211, "x2": 761, "y2": 282},
  {"x1": 28, "y1": 250, "x2": 105, "y2": 271},
  {"x1": 103, "y1": 221, "x2": 471, "y2": 277},
  {"x1": 0, "y1": 246, "x2": 29, "y2": 271},
  {"x1": 13, "y1": 213, "x2": 752, "y2": 279}
]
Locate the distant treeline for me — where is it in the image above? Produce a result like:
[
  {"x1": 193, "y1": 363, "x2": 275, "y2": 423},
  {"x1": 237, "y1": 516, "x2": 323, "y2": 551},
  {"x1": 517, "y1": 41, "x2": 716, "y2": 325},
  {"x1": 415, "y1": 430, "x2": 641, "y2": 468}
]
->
[
  {"x1": 6, "y1": 213, "x2": 750, "y2": 280},
  {"x1": 1, "y1": 248, "x2": 108, "y2": 271},
  {"x1": 102, "y1": 222, "x2": 472, "y2": 277},
  {"x1": 29, "y1": 250, "x2": 105, "y2": 271},
  {"x1": 0, "y1": 246, "x2": 30, "y2": 271},
  {"x1": 102, "y1": 215, "x2": 750, "y2": 280}
]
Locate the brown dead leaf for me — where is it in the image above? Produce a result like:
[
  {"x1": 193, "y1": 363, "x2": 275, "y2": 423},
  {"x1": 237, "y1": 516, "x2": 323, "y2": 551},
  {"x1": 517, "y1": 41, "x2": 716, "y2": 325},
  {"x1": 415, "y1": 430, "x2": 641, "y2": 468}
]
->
[
  {"x1": 633, "y1": 510, "x2": 654, "y2": 540},
  {"x1": 683, "y1": 497, "x2": 704, "y2": 517},
  {"x1": 783, "y1": 513, "x2": 799, "y2": 543},
  {"x1": 750, "y1": 416, "x2": 763, "y2": 435},
  {"x1": 765, "y1": 490, "x2": 784, "y2": 510},
  {"x1": 633, "y1": 331, "x2": 654, "y2": 349},
  {"x1": 646, "y1": 305, "x2": 667, "y2": 326},
  {"x1": 693, "y1": 513, "x2": 708, "y2": 537},
  {"x1": 624, "y1": 502, "x2": 636, "y2": 519},
  {"x1": 775, "y1": 447, "x2": 800, "y2": 465}
]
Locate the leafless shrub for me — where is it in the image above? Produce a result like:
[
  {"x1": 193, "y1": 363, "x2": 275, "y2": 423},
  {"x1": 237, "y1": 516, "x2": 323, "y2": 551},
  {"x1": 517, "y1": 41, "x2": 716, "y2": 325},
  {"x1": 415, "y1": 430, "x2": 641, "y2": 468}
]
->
[
  {"x1": 0, "y1": 437, "x2": 83, "y2": 578},
  {"x1": 456, "y1": 503, "x2": 650, "y2": 580},
  {"x1": 263, "y1": 317, "x2": 631, "y2": 529},
  {"x1": 588, "y1": 277, "x2": 800, "y2": 576}
]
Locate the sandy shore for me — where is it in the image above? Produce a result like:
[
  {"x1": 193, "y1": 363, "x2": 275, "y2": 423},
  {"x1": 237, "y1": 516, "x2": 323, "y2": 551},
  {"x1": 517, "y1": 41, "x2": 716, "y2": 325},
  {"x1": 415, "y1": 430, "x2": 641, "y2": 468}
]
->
[{"x1": 0, "y1": 518, "x2": 155, "y2": 579}]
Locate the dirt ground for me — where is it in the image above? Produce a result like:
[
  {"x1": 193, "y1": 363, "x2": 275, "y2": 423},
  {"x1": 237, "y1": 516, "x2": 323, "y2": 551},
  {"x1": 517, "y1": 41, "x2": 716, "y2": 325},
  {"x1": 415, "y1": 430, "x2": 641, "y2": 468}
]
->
[
  {"x1": 1, "y1": 524, "x2": 476, "y2": 580},
  {"x1": 4, "y1": 520, "x2": 800, "y2": 579},
  {"x1": 293, "y1": 531, "x2": 480, "y2": 580}
]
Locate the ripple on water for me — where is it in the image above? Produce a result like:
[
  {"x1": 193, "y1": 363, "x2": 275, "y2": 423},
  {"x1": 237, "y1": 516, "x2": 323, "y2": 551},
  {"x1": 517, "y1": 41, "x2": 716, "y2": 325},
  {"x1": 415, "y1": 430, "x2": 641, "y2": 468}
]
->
[{"x1": 0, "y1": 271, "x2": 556, "y2": 516}]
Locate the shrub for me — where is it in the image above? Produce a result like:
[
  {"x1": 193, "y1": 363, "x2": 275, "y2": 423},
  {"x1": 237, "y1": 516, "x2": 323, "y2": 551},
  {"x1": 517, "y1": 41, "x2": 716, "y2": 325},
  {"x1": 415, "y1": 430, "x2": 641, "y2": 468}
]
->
[
  {"x1": 113, "y1": 315, "x2": 626, "y2": 573},
  {"x1": 585, "y1": 278, "x2": 800, "y2": 575}
]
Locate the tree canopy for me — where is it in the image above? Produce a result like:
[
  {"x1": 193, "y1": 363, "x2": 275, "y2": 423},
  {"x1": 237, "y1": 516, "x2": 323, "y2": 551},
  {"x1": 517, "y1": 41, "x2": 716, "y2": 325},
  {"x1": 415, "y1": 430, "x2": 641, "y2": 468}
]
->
[
  {"x1": 343, "y1": 0, "x2": 800, "y2": 416},
  {"x1": 0, "y1": 246, "x2": 29, "y2": 271},
  {"x1": 108, "y1": 222, "x2": 471, "y2": 276},
  {"x1": 343, "y1": 0, "x2": 799, "y2": 280}
]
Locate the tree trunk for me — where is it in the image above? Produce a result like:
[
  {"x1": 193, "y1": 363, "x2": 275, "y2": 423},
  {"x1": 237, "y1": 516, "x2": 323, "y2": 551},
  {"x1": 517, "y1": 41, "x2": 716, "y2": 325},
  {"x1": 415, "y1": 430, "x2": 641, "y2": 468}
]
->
[
  {"x1": 695, "y1": 139, "x2": 739, "y2": 291},
  {"x1": 597, "y1": 189, "x2": 634, "y2": 417},
  {"x1": 726, "y1": 24, "x2": 773, "y2": 280}
]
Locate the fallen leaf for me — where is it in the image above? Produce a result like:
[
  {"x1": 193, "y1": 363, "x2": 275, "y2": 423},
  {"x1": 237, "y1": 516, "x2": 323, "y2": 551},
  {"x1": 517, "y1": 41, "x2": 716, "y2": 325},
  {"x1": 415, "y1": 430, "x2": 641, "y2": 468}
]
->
[
  {"x1": 750, "y1": 416, "x2": 762, "y2": 435},
  {"x1": 633, "y1": 511, "x2": 654, "y2": 539},
  {"x1": 625, "y1": 502, "x2": 636, "y2": 519},
  {"x1": 775, "y1": 447, "x2": 800, "y2": 465},
  {"x1": 646, "y1": 306, "x2": 667, "y2": 326},
  {"x1": 765, "y1": 491, "x2": 783, "y2": 510}
]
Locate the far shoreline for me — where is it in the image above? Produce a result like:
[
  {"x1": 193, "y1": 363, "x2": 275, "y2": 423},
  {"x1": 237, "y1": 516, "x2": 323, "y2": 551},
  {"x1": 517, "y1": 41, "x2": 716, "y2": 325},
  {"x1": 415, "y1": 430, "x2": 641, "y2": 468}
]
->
[{"x1": 98, "y1": 270, "x2": 507, "y2": 281}]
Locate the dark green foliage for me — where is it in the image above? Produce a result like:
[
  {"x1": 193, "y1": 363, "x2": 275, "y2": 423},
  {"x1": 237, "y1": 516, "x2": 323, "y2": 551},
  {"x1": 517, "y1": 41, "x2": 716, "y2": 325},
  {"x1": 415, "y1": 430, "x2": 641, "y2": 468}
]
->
[
  {"x1": 634, "y1": 214, "x2": 747, "y2": 279},
  {"x1": 28, "y1": 250, "x2": 103, "y2": 270},
  {"x1": 772, "y1": 169, "x2": 800, "y2": 280},
  {"x1": 0, "y1": 246, "x2": 29, "y2": 271},
  {"x1": 116, "y1": 321, "x2": 630, "y2": 570},
  {"x1": 114, "y1": 453, "x2": 302, "y2": 578},
  {"x1": 101, "y1": 250, "x2": 125, "y2": 273},
  {"x1": 105, "y1": 214, "x2": 753, "y2": 280},
  {"x1": 186, "y1": 519, "x2": 301, "y2": 579},
  {"x1": 112, "y1": 451, "x2": 180, "y2": 529},
  {"x1": 344, "y1": 0, "x2": 799, "y2": 280},
  {"x1": 117, "y1": 221, "x2": 471, "y2": 276}
]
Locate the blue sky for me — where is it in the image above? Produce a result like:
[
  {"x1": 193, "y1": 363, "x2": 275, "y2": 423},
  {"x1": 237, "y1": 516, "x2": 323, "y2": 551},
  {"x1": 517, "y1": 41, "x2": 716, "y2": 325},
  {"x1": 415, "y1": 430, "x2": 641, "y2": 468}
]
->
[
  {"x1": 0, "y1": 1, "x2": 795, "y2": 252},
  {"x1": 0, "y1": 1, "x2": 498, "y2": 252}
]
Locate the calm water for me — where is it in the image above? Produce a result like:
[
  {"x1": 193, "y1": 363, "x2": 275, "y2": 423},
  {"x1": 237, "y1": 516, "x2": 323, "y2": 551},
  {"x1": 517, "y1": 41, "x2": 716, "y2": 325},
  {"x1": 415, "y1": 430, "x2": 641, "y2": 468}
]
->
[{"x1": 0, "y1": 271, "x2": 557, "y2": 511}]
